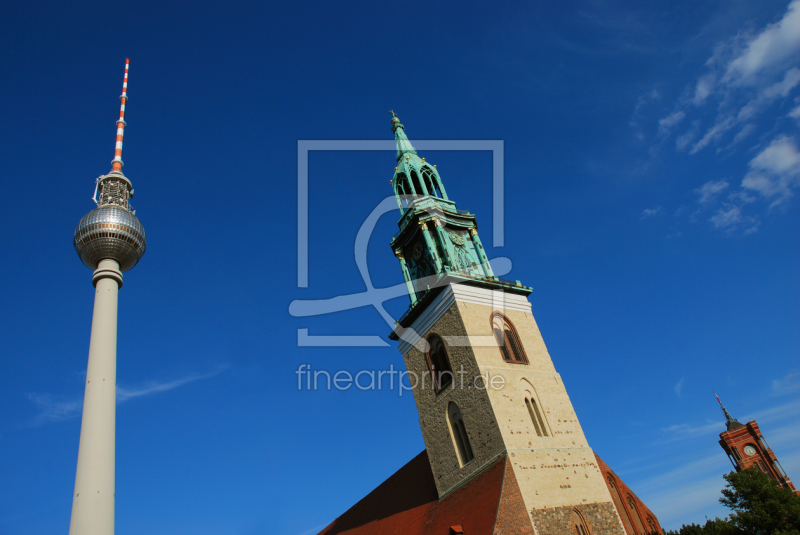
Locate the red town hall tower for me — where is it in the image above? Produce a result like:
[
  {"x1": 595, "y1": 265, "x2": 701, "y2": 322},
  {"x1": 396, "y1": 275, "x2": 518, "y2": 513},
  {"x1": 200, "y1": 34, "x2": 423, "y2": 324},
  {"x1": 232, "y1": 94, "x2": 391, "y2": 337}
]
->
[{"x1": 716, "y1": 394, "x2": 797, "y2": 493}]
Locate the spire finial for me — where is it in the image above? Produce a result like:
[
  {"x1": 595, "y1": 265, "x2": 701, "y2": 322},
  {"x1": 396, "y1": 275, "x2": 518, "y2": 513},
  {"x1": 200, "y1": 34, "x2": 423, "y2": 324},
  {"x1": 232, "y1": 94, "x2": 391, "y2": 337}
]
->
[
  {"x1": 111, "y1": 58, "x2": 130, "y2": 172},
  {"x1": 390, "y1": 111, "x2": 417, "y2": 161},
  {"x1": 715, "y1": 391, "x2": 743, "y2": 431}
]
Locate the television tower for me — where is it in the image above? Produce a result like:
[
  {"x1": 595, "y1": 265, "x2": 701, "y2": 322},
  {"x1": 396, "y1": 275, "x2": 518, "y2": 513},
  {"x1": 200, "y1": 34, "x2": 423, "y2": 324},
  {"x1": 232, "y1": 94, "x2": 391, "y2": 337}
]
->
[{"x1": 70, "y1": 58, "x2": 146, "y2": 535}]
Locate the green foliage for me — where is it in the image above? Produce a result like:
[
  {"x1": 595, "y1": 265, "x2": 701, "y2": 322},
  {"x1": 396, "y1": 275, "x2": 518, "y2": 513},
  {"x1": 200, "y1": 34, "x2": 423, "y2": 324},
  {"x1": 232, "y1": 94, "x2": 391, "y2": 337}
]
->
[
  {"x1": 664, "y1": 469, "x2": 800, "y2": 535},
  {"x1": 664, "y1": 518, "x2": 736, "y2": 535},
  {"x1": 720, "y1": 469, "x2": 800, "y2": 535}
]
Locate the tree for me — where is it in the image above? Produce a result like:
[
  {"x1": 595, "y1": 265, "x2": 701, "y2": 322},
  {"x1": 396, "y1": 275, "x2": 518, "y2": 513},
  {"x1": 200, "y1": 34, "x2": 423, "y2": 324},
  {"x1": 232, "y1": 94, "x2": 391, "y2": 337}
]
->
[
  {"x1": 720, "y1": 469, "x2": 800, "y2": 535},
  {"x1": 663, "y1": 518, "x2": 735, "y2": 535},
  {"x1": 664, "y1": 469, "x2": 800, "y2": 535}
]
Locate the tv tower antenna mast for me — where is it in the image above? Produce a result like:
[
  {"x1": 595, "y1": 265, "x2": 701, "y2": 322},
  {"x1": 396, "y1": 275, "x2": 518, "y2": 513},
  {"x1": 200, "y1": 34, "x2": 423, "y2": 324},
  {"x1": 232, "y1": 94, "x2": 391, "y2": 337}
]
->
[{"x1": 70, "y1": 58, "x2": 146, "y2": 535}]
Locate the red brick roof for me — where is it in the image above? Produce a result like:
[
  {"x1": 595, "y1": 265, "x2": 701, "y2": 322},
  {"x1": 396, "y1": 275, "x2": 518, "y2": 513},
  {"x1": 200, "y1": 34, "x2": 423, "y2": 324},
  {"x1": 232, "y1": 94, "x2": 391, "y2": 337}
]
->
[
  {"x1": 318, "y1": 450, "x2": 661, "y2": 535},
  {"x1": 318, "y1": 451, "x2": 510, "y2": 535},
  {"x1": 595, "y1": 453, "x2": 663, "y2": 535}
]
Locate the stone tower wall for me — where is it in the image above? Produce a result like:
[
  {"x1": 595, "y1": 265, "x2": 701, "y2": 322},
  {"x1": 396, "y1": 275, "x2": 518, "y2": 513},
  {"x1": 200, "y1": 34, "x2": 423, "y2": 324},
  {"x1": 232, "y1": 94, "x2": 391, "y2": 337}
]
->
[{"x1": 399, "y1": 283, "x2": 625, "y2": 535}]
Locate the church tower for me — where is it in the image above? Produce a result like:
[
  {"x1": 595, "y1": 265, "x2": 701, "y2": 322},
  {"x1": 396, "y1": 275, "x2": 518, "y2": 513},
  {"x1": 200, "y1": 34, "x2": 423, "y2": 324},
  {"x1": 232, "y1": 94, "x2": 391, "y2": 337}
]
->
[
  {"x1": 716, "y1": 394, "x2": 797, "y2": 493},
  {"x1": 388, "y1": 114, "x2": 626, "y2": 534}
]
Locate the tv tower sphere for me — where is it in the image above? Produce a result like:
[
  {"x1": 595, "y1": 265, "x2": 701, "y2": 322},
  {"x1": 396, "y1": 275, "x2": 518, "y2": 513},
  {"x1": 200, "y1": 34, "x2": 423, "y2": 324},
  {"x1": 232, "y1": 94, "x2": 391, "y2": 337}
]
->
[{"x1": 74, "y1": 171, "x2": 146, "y2": 272}]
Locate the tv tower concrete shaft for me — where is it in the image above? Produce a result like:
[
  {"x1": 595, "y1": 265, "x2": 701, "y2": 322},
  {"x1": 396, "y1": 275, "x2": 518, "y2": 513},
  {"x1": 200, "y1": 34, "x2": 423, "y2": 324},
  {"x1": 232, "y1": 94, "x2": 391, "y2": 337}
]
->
[
  {"x1": 71, "y1": 58, "x2": 146, "y2": 535},
  {"x1": 69, "y1": 259, "x2": 122, "y2": 535}
]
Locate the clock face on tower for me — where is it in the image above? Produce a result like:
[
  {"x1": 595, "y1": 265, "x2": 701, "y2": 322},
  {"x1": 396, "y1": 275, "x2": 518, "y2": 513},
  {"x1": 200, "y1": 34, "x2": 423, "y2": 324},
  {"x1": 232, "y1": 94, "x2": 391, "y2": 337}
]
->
[{"x1": 744, "y1": 445, "x2": 756, "y2": 456}]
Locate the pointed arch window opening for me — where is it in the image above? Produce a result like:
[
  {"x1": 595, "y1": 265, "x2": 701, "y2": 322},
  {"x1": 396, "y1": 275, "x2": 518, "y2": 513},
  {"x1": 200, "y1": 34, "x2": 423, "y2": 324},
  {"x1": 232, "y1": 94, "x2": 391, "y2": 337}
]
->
[
  {"x1": 491, "y1": 313, "x2": 528, "y2": 364},
  {"x1": 426, "y1": 335, "x2": 454, "y2": 393},
  {"x1": 525, "y1": 396, "x2": 549, "y2": 437},
  {"x1": 410, "y1": 169, "x2": 427, "y2": 197},
  {"x1": 394, "y1": 173, "x2": 426, "y2": 212},
  {"x1": 571, "y1": 508, "x2": 592, "y2": 535},
  {"x1": 608, "y1": 476, "x2": 636, "y2": 535},
  {"x1": 420, "y1": 167, "x2": 446, "y2": 200},
  {"x1": 627, "y1": 495, "x2": 646, "y2": 534},
  {"x1": 447, "y1": 403, "x2": 474, "y2": 467}
]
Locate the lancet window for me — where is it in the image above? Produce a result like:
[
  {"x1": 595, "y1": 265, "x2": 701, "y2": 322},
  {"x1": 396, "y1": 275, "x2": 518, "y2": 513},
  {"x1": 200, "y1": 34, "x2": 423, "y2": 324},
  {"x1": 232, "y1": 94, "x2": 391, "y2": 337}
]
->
[
  {"x1": 607, "y1": 476, "x2": 636, "y2": 534},
  {"x1": 447, "y1": 402, "x2": 474, "y2": 466},
  {"x1": 420, "y1": 167, "x2": 445, "y2": 199},
  {"x1": 491, "y1": 313, "x2": 528, "y2": 364},
  {"x1": 426, "y1": 335, "x2": 453, "y2": 392},
  {"x1": 410, "y1": 169, "x2": 425, "y2": 196},
  {"x1": 571, "y1": 509, "x2": 591, "y2": 535},
  {"x1": 628, "y1": 495, "x2": 646, "y2": 533},
  {"x1": 525, "y1": 398, "x2": 548, "y2": 437}
]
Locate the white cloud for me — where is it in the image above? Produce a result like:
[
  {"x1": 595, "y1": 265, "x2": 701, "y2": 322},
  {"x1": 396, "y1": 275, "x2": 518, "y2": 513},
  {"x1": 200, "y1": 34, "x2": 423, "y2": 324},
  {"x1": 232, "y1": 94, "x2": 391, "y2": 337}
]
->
[
  {"x1": 732, "y1": 123, "x2": 757, "y2": 145},
  {"x1": 710, "y1": 204, "x2": 743, "y2": 229},
  {"x1": 631, "y1": 89, "x2": 662, "y2": 140},
  {"x1": 691, "y1": 117, "x2": 735, "y2": 154},
  {"x1": 634, "y1": 453, "x2": 730, "y2": 527},
  {"x1": 667, "y1": 2, "x2": 800, "y2": 156},
  {"x1": 658, "y1": 111, "x2": 686, "y2": 135},
  {"x1": 764, "y1": 67, "x2": 800, "y2": 98},
  {"x1": 693, "y1": 74, "x2": 716, "y2": 106},
  {"x1": 741, "y1": 135, "x2": 800, "y2": 206},
  {"x1": 676, "y1": 123, "x2": 699, "y2": 151},
  {"x1": 724, "y1": 0, "x2": 800, "y2": 86},
  {"x1": 674, "y1": 377, "x2": 685, "y2": 396},
  {"x1": 641, "y1": 206, "x2": 661, "y2": 219},
  {"x1": 25, "y1": 393, "x2": 83, "y2": 426},
  {"x1": 696, "y1": 180, "x2": 729, "y2": 203},
  {"x1": 116, "y1": 366, "x2": 228, "y2": 402},
  {"x1": 736, "y1": 67, "x2": 800, "y2": 122},
  {"x1": 790, "y1": 104, "x2": 800, "y2": 122},
  {"x1": 26, "y1": 365, "x2": 228, "y2": 426},
  {"x1": 772, "y1": 370, "x2": 800, "y2": 396},
  {"x1": 663, "y1": 421, "x2": 723, "y2": 439}
]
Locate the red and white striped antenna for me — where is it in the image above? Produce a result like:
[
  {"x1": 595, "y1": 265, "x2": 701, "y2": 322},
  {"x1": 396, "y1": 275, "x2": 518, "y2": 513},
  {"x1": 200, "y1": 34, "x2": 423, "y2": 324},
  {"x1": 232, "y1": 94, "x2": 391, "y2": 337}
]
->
[{"x1": 111, "y1": 58, "x2": 130, "y2": 172}]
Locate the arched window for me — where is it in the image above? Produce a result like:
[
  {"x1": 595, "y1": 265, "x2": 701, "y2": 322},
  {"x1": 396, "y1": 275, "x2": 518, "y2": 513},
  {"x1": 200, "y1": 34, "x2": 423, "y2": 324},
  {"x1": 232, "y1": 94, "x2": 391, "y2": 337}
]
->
[
  {"x1": 521, "y1": 379, "x2": 549, "y2": 437},
  {"x1": 421, "y1": 167, "x2": 444, "y2": 198},
  {"x1": 491, "y1": 313, "x2": 528, "y2": 364},
  {"x1": 410, "y1": 169, "x2": 426, "y2": 196},
  {"x1": 426, "y1": 335, "x2": 453, "y2": 392},
  {"x1": 647, "y1": 517, "x2": 657, "y2": 533},
  {"x1": 730, "y1": 447, "x2": 742, "y2": 462},
  {"x1": 447, "y1": 402, "x2": 474, "y2": 466},
  {"x1": 607, "y1": 476, "x2": 636, "y2": 534},
  {"x1": 571, "y1": 508, "x2": 591, "y2": 535},
  {"x1": 628, "y1": 495, "x2": 646, "y2": 533},
  {"x1": 395, "y1": 174, "x2": 414, "y2": 210},
  {"x1": 525, "y1": 397, "x2": 548, "y2": 437}
]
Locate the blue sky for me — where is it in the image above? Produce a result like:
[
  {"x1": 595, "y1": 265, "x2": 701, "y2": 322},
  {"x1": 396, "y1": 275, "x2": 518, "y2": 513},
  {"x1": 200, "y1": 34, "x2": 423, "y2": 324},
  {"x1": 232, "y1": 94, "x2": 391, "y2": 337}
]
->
[{"x1": 1, "y1": 0, "x2": 799, "y2": 532}]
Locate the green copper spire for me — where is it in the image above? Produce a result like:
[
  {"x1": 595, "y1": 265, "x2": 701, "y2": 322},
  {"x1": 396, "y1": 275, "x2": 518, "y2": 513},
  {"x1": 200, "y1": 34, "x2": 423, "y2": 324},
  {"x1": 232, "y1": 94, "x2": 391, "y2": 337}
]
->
[
  {"x1": 387, "y1": 113, "x2": 530, "y2": 325},
  {"x1": 391, "y1": 112, "x2": 418, "y2": 162}
]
